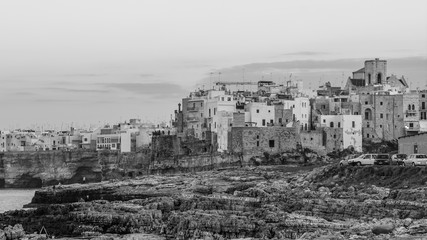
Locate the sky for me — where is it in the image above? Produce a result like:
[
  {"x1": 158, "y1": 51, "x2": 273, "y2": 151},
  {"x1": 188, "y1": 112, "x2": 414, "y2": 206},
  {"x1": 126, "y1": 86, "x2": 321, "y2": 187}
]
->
[{"x1": 0, "y1": 0, "x2": 426, "y2": 130}]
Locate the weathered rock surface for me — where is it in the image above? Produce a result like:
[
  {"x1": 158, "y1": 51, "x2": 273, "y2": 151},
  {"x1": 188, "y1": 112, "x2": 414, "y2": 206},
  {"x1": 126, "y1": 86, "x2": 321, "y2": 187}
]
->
[{"x1": 2, "y1": 165, "x2": 427, "y2": 239}]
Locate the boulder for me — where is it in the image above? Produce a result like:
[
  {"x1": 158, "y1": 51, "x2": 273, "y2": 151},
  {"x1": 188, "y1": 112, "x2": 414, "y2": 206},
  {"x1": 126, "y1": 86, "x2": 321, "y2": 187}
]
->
[{"x1": 371, "y1": 224, "x2": 394, "y2": 235}]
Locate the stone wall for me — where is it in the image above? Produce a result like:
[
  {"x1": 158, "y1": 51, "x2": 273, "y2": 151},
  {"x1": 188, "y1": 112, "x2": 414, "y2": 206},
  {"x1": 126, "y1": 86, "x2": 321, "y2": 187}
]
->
[
  {"x1": 300, "y1": 130, "x2": 326, "y2": 154},
  {"x1": 399, "y1": 133, "x2": 427, "y2": 155},
  {"x1": 229, "y1": 126, "x2": 298, "y2": 161},
  {"x1": 323, "y1": 127, "x2": 343, "y2": 152}
]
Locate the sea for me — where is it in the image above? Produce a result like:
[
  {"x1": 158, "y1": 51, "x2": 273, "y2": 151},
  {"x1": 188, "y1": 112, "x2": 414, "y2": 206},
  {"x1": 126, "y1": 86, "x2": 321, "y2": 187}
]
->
[{"x1": 0, "y1": 189, "x2": 37, "y2": 213}]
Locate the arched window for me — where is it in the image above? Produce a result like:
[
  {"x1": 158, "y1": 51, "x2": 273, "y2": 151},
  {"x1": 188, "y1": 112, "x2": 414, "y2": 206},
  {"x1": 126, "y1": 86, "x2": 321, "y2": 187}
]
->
[
  {"x1": 408, "y1": 104, "x2": 411, "y2": 110},
  {"x1": 330, "y1": 122, "x2": 334, "y2": 128},
  {"x1": 377, "y1": 73, "x2": 382, "y2": 84},
  {"x1": 365, "y1": 109, "x2": 372, "y2": 120},
  {"x1": 412, "y1": 104, "x2": 415, "y2": 110}
]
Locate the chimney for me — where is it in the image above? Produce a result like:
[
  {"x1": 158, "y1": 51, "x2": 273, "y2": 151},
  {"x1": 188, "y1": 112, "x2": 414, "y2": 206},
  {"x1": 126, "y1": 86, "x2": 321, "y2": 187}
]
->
[{"x1": 178, "y1": 103, "x2": 181, "y2": 112}]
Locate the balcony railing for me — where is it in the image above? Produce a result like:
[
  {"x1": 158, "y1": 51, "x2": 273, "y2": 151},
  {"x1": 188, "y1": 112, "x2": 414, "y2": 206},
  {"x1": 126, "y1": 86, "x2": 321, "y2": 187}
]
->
[{"x1": 406, "y1": 110, "x2": 417, "y2": 114}]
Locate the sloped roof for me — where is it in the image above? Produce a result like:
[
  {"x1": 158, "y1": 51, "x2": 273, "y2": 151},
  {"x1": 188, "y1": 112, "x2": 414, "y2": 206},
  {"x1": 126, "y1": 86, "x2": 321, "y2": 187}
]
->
[{"x1": 353, "y1": 68, "x2": 365, "y2": 74}]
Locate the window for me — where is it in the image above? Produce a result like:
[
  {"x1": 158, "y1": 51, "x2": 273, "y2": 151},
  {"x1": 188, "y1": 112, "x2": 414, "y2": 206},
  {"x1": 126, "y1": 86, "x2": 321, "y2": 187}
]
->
[
  {"x1": 367, "y1": 134, "x2": 370, "y2": 138},
  {"x1": 268, "y1": 110, "x2": 271, "y2": 113},
  {"x1": 409, "y1": 123, "x2": 414, "y2": 128},
  {"x1": 408, "y1": 104, "x2": 411, "y2": 110},
  {"x1": 201, "y1": 113, "x2": 203, "y2": 117},
  {"x1": 201, "y1": 102, "x2": 203, "y2": 107},
  {"x1": 209, "y1": 109, "x2": 211, "y2": 117},
  {"x1": 227, "y1": 97, "x2": 231, "y2": 101},
  {"x1": 380, "y1": 102, "x2": 383, "y2": 105},
  {"x1": 422, "y1": 94, "x2": 426, "y2": 98},
  {"x1": 214, "y1": 108, "x2": 217, "y2": 115},
  {"x1": 338, "y1": 122, "x2": 341, "y2": 128},
  {"x1": 269, "y1": 140, "x2": 275, "y2": 148},
  {"x1": 367, "y1": 122, "x2": 370, "y2": 128},
  {"x1": 323, "y1": 119, "x2": 326, "y2": 123},
  {"x1": 322, "y1": 105, "x2": 326, "y2": 109},
  {"x1": 352, "y1": 121, "x2": 355, "y2": 128},
  {"x1": 365, "y1": 109, "x2": 372, "y2": 120},
  {"x1": 270, "y1": 119, "x2": 273, "y2": 124},
  {"x1": 256, "y1": 141, "x2": 259, "y2": 147},
  {"x1": 365, "y1": 101, "x2": 368, "y2": 105},
  {"x1": 333, "y1": 134, "x2": 336, "y2": 139},
  {"x1": 380, "y1": 125, "x2": 382, "y2": 128},
  {"x1": 262, "y1": 119, "x2": 266, "y2": 126},
  {"x1": 221, "y1": 97, "x2": 224, "y2": 101},
  {"x1": 380, "y1": 113, "x2": 383, "y2": 118},
  {"x1": 412, "y1": 104, "x2": 415, "y2": 110},
  {"x1": 279, "y1": 118, "x2": 282, "y2": 123},
  {"x1": 422, "y1": 102, "x2": 426, "y2": 110},
  {"x1": 256, "y1": 109, "x2": 260, "y2": 113},
  {"x1": 330, "y1": 122, "x2": 334, "y2": 127}
]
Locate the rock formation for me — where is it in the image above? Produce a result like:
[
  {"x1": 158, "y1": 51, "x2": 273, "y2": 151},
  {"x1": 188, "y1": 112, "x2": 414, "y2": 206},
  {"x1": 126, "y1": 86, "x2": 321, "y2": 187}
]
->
[{"x1": 2, "y1": 164, "x2": 427, "y2": 239}]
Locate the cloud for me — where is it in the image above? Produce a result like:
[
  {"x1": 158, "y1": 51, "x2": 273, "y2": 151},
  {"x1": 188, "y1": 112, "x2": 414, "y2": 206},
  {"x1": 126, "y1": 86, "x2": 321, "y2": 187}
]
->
[
  {"x1": 139, "y1": 74, "x2": 155, "y2": 78},
  {"x1": 61, "y1": 73, "x2": 107, "y2": 77},
  {"x1": 34, "y1": 98, "x2": 84, "y2": 103},
  {"x1": 279, "y1": 51, "x2": 328, "y2": 56},
  {"x1": 199, "y1": 56, "x2": 427, "y2": 89},
  {"x1": 14, "y1": 91, "x2": 37, "y2": 96},
  {"x1": 101, "y1": 82, "x2": 188, "y2": 98},
  {"x1": 44, "y1": 87, "x2": 110, "y2": 93}
]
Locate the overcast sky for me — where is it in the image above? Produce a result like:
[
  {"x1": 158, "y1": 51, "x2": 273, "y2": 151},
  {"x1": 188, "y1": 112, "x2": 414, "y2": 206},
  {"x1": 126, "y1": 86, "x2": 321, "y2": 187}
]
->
[{"x1": 1, "y1": 0, "x2": 426, "y2": 130}]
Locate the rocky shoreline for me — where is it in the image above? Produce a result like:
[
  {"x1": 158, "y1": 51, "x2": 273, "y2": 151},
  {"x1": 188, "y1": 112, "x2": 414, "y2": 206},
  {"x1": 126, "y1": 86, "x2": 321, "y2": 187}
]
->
[{"x1": 2, "y1": 164, "x2": 427, "y2": 239}]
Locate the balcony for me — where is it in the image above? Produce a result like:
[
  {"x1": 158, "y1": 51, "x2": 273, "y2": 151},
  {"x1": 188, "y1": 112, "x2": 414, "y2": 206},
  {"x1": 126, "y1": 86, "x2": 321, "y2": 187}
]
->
[{"x1": 406, "y1": 110, "x2": 417, "y2": 114}]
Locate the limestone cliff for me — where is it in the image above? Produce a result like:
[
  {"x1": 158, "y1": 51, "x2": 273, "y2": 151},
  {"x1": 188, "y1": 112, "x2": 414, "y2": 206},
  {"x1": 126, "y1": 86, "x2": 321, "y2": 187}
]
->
[
  {"x1": 0, "y1": 149, "x2": 323, "y2": 188},
  {"x1": 2, "y1": 165, "x2": 427, "y2": 239}
]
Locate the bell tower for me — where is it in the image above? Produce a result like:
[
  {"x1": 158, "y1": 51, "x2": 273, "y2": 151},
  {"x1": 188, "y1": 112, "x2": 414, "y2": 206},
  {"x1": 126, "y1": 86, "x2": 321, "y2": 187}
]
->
[{"x1": 364, "y1": 58, "x2": 387, "y2": 85}]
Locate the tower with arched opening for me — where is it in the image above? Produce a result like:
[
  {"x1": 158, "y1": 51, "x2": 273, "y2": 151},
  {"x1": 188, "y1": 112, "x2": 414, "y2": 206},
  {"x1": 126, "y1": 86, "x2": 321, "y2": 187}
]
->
[{"x1": 364, "y1": 58, "x2": 387, "y2": 85}]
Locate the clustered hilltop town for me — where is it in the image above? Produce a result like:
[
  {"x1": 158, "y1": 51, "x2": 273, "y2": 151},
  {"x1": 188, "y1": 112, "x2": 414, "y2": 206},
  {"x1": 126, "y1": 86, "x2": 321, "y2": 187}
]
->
[
  {"x1": 1, "y1": 58, "x2": 427, "y2": 157},
  {"x1": 3, "y1": 59, "x2": 427, "y2": 240}
]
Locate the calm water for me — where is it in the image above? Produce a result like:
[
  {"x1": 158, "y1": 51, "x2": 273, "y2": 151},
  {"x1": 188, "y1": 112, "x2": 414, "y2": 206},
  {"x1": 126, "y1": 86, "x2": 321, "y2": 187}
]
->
[{"x1": 0, "y1": 189, "x2": 37, "y2": 213}]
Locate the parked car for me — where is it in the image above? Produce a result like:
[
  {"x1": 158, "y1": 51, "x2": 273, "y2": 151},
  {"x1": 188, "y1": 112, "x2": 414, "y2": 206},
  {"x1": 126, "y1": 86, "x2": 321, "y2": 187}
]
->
[
  {"x1": 374, "y1": 154, "x2": 391, "y2": 165},
  {"x1": 339, "y1": 154, "x2": 360, "y2": 166},
  {"x1": 403, "y1": 154, "x2": 427, "y2": 166},
  {"x1": 348, "y1": 154, "x2": 376, "y2": 166},
  {"x1": 391, "y1": 154, "x2": 407, "y2": 166}
]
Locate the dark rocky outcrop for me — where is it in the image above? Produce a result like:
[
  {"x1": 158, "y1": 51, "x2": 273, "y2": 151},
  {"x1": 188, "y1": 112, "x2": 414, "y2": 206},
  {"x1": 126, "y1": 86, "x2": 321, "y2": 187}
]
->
[
  {"x1": 0, "y1": 149, "x2": 327, "y2": 189},
  {"x1": 2, "y1": 164, "x2": 427, "y2": 239}
]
